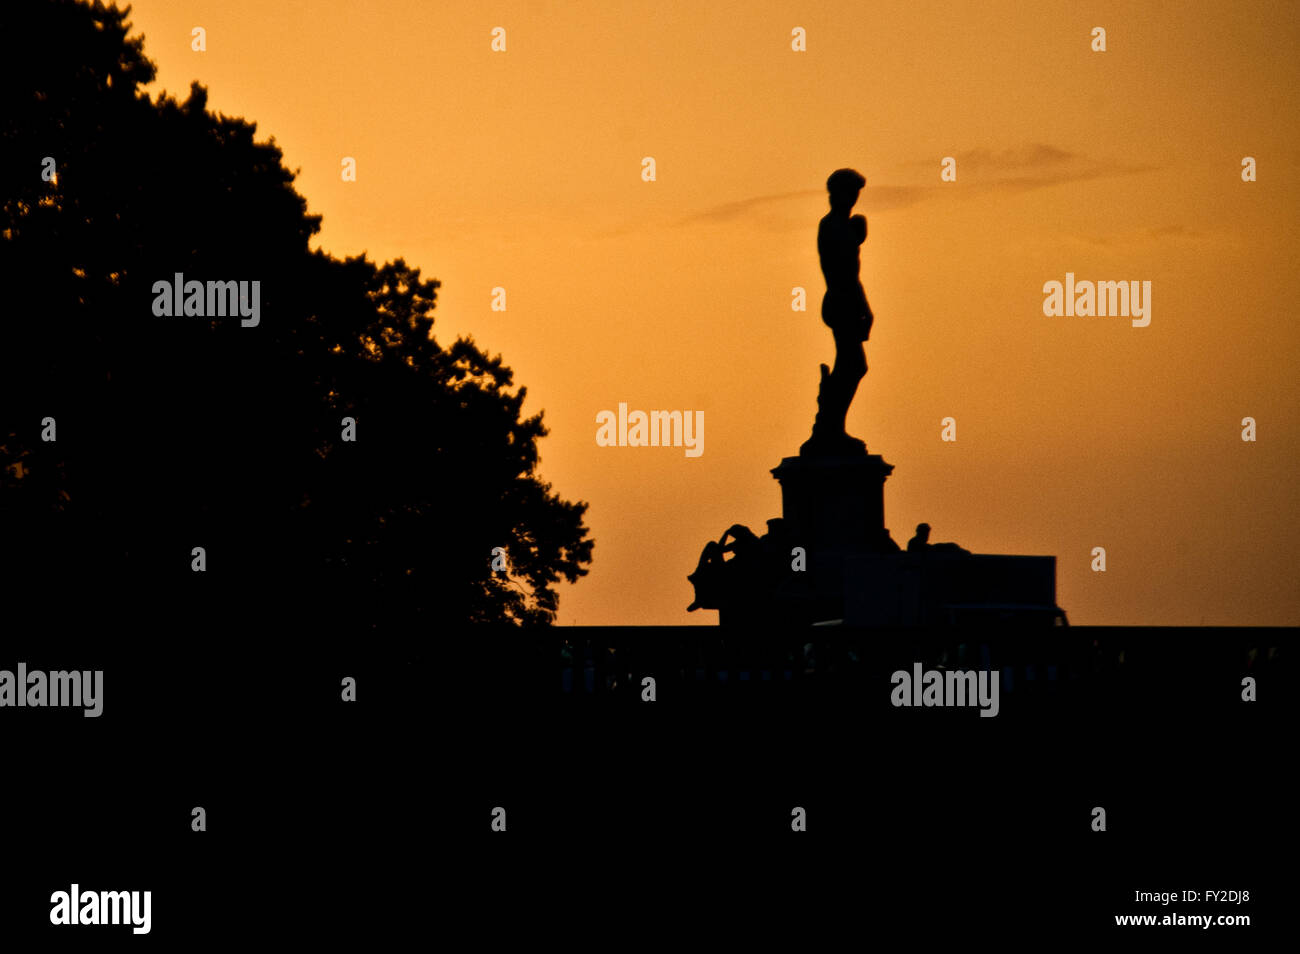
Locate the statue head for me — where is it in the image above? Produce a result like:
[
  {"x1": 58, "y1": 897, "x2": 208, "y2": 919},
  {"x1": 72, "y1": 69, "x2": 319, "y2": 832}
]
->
[
  {"x1": 915, "y1": 522, "x2": 931, "y2": 542},
  {"x1": 827, "y1": 168, "x2": 866, "y2": 211}
]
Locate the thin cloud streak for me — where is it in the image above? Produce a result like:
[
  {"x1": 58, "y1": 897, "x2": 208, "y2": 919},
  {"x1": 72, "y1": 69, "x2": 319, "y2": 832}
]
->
[{"x1": 664, "y1": 145, "x2": 1164, "y2": 232}]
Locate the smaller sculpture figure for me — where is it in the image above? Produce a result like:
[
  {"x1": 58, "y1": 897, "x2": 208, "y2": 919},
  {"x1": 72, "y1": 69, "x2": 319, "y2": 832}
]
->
[
  {"x1": 906, "y1": 522, "x2": 971, "y2": 555},
  {"x1": 687, "y1": 521, "x2": 796, "y2": 615},
  {"x1": 687, "y1": 524, "x2": 761, "y2": 612},
  {"x1": 906, "y1": 522, "x2": 931, "y2": 552}
]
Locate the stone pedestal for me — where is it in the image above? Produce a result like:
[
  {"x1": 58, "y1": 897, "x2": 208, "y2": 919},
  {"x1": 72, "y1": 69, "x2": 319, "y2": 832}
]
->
[{"x1": 770, "y1": 453, "x2": 896, "y2": 551}]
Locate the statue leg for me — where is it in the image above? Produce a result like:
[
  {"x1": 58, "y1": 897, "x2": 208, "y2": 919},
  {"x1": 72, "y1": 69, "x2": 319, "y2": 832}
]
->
[
  {"x1": 803, "y1": 291, "x2": 869, "y2": 454},
  {"x1": 807, "y1": 324, "x2": 865, "y2": 450},
  {"x1": 831, "y1": 325, "x2": 866, "y2": 414}
]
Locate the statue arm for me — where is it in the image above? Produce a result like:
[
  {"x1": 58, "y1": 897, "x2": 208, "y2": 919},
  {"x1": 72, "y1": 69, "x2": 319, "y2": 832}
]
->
[{"x1": 722, "y1": 524, "x2": 759, "y2": 548}]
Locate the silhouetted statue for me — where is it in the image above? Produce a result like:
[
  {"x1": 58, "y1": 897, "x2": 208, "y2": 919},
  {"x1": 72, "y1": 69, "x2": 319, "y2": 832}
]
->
[
  {"x1": 906, "y1": 522, "x2": 932, "y2": 552},
  {"x1": 803, "y1": 168, "x2": 873, "y2": 456},
  {"x1": 687, "y1": 521, "x2": 799, "y2": 616},
  {"x1": 907, "y1": 522, "x2": 971, "y2": 555},
  {"x1": 687, "y1": 167, "x2": 1065, "y2": 626},
  {"x1": 686, "y1": 524, "x2": 760, "y2": 612}
]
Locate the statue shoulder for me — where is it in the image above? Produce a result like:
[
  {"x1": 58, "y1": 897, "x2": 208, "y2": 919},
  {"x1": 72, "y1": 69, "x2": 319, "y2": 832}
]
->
[{"x1": 851, "y1": 214, "x2": 867, "y2": 239}]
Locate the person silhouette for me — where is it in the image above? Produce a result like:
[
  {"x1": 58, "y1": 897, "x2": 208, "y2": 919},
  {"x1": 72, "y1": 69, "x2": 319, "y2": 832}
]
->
[{"x1": 907, "y1": 522, "x2": 932, "y2": 552}]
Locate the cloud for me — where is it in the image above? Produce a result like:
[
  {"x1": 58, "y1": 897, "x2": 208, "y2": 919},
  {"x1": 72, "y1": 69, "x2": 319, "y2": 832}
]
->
[
  {"x1": 928, "y1": 144, "x2": 1078, "y2": 173},
  {"x1": 672, "y1": 189, "x2": 822, "y2": 226},
  {"x1": 858, "y1": 184, "x2": 932, "y2": 213},
  {"x1": 669, "y1": 183, "x2": 931, "y2": 229},
  {"x1": 1073, "y1": 224, "x2": 1205, "y2": 248},
  {"x1": 909, "y1": 143, "x2": 1159, "y2": 194},
  {"x1": 660, "y1": 145, "x2": 1162, "y2": 233}
]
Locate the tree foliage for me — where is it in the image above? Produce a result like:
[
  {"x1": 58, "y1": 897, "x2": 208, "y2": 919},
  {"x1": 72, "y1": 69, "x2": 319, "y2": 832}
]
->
[{"x1": 0, "y1": 0, "x2": 592, "y2": 631}]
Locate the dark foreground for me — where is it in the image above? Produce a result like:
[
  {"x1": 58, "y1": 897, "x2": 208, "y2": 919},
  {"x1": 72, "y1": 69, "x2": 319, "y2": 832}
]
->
[{"x1": 1, "y1": 625, "x2": 1291, "y2": 943}]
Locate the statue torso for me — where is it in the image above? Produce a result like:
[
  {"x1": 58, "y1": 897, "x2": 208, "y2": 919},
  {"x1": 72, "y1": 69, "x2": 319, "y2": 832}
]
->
[{"x1": 818, "y1": 214, "x2": 866, "y2": 289}]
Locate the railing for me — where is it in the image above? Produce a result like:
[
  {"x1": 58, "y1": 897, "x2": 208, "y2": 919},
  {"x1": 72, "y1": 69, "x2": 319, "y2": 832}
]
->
[{"x1": 553, "y1": 630, "x2": 1110, "y2": 699}]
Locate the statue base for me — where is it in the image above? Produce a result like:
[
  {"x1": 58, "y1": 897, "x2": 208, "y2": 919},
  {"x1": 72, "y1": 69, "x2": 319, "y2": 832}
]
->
[
  {"x1": 771, "y1": 452, "x2": 897, "y2": 552},
  {"x1": 689, "y1": 448, "x2": 1065, "y2": 627}
]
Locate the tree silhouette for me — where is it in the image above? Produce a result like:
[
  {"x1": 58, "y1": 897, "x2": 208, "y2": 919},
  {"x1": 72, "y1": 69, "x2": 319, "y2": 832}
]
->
[{"x1": 0, "y1": 0, "x2": 592, "y2": 632}]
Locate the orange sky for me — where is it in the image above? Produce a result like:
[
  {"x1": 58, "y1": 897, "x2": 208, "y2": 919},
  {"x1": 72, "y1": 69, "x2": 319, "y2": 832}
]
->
[{"x1": 123, "y1": 0, "x2": 1299, "y2": 625}]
